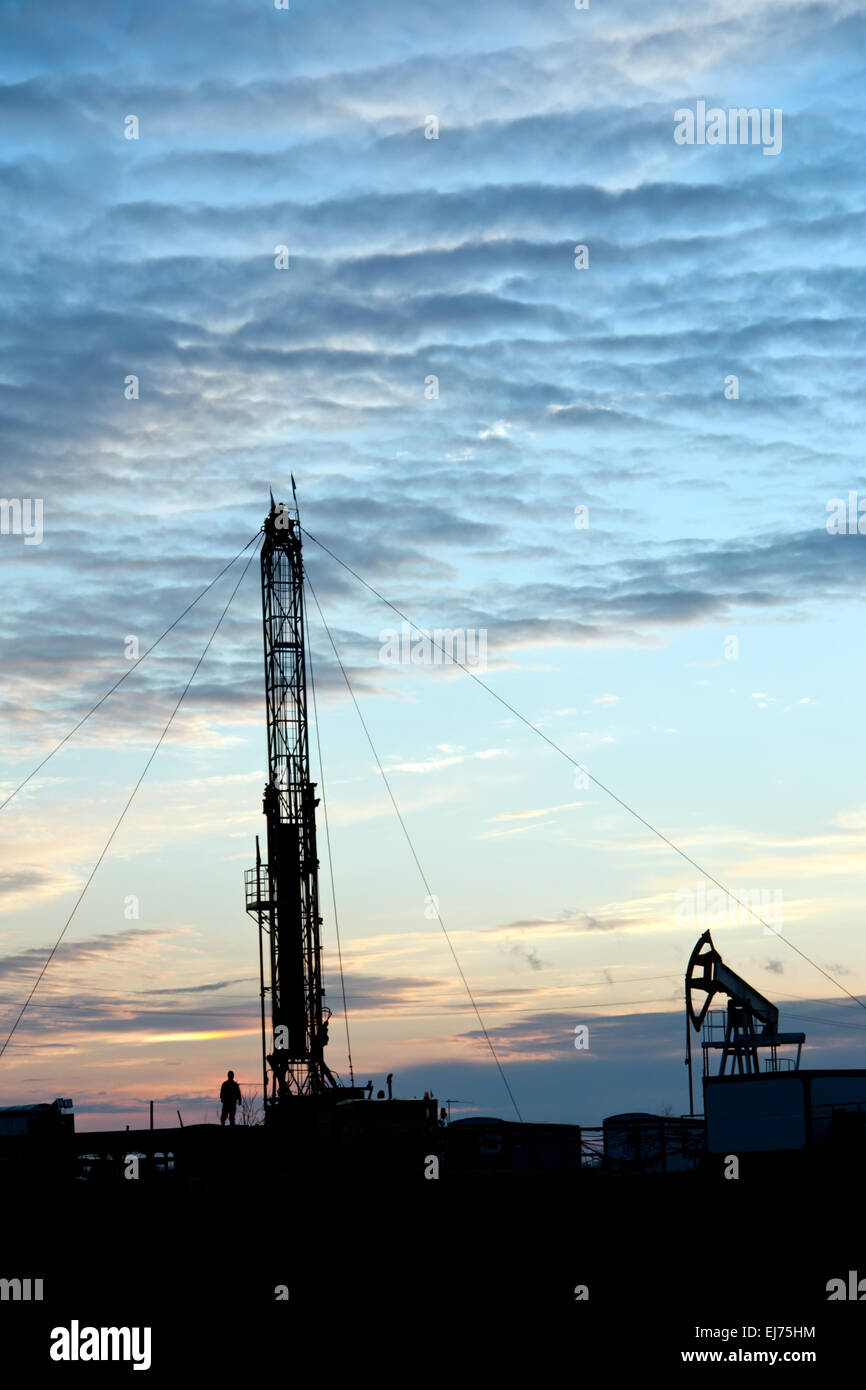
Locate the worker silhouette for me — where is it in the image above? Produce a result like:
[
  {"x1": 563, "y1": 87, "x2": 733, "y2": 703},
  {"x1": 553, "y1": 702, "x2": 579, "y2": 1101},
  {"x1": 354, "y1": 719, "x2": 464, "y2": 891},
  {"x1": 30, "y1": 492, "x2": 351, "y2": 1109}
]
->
[{"x1": 220, "y1": 1070, "x2": 242, "y2": 1126}]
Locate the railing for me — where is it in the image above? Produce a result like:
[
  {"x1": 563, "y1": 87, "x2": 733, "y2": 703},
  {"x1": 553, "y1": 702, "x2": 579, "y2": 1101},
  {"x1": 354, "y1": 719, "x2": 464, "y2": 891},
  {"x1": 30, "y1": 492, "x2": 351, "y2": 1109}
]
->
[
  {"x1": 812, "y1": 1100, "x2": 866, "y2": 1121},
  {"x1": 244, "y1": 864, "x2": 271, "y2": 914}
]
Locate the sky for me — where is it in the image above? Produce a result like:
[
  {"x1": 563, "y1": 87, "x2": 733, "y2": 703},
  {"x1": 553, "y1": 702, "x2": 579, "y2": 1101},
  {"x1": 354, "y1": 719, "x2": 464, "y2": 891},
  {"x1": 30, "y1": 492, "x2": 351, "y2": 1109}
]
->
[{"x1": 2, "y1": 0, "x2": 866, "y2": 1131}]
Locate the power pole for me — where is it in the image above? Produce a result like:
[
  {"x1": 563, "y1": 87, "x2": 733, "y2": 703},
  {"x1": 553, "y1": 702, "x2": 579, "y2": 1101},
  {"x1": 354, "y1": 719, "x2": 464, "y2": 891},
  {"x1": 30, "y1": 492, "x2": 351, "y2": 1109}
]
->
[{"x1": 245, "y1": 496, "x2": 336, "y2": 1106}]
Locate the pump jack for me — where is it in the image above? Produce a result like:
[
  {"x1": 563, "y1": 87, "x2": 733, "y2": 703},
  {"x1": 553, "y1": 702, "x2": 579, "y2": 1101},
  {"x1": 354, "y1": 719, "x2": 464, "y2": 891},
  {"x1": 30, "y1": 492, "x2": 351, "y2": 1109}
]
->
[{"x1": 685, "y1": 930, "x2": 804, "y2": 1097}]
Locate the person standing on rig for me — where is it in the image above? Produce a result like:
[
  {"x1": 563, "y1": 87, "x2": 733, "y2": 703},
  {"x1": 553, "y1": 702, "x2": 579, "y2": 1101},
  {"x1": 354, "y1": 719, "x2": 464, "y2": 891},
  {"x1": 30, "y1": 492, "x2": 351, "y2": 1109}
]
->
[{"x1": 219, "y1": 1070, "x2": 242, "y2": 1126}]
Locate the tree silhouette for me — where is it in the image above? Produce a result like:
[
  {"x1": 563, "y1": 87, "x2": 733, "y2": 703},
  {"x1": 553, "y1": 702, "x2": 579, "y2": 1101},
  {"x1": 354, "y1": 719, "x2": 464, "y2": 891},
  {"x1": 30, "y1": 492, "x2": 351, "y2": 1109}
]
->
[{"x1": 238, "y1": 1091, "x2": 263, "y2": 1127}]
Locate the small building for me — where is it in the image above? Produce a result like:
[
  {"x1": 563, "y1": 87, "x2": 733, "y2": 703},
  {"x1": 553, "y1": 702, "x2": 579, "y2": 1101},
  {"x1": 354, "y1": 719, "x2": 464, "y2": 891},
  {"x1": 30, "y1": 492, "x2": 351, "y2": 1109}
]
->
[
  {"x1": 704, "y1": 1069, "x2": 866, "y2": 1153},
  {"x1": 602, "y1": 1112, "x2": 704, "y2": 1174},
  {"x1": 446, "y1": 1117, "x2": 582, "y2": 1175},
  {"x1": 0, "y1": 1098, "x2": 74, "y2": 1141}
]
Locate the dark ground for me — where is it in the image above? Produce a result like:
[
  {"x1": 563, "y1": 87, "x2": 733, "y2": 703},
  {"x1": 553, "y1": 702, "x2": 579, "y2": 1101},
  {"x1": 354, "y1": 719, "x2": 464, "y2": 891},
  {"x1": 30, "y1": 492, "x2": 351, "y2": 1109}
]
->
[{"x1": 1, "y1": 1161, "x2": 863, "y2": 1376}]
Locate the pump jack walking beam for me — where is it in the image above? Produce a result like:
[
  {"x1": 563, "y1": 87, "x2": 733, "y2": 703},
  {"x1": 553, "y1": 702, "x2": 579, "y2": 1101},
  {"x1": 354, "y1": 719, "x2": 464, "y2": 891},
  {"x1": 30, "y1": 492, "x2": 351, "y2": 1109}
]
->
[{"x1": 685, "y1": 931, "x2": 804, "y2": 1078}]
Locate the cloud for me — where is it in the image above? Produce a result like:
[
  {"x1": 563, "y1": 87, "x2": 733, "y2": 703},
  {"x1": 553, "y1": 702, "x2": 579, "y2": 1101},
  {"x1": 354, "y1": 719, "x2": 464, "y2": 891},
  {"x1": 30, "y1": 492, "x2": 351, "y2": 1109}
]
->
[
  {"x1": 2, "y1": 0, "x2": 866, "y2": 1122},
  {"x1": 500, "y1": 943, "x2": 546, "y2": 971},
  {"x1": 383, "y1": 748, "x2": 505, "y2": 774},
  {"x1": 139, "y1": 977, "x2": 255, "y2": 996},
  {"x1": 486, "y1": 801, "x2": 584, "y2": 822},
  {"x1": 0, "y1": 927, "x2": 190, "y2": 983},
  {"x1": 486, "y1": 910, "x2": 631, "y2": 935}
]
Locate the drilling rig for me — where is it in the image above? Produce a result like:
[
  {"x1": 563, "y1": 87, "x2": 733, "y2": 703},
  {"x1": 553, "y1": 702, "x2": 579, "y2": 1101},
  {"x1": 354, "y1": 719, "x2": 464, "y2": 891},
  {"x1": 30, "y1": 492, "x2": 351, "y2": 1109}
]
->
[{"x1": 245, "y1": 494, "x2": 364, "y2": 1117}]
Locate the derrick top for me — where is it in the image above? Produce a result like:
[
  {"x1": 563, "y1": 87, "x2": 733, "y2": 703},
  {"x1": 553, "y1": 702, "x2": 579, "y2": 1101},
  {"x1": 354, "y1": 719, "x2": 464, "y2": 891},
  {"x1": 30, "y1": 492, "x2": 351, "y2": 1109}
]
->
[{"x1": 263, "y1": 498, "x2": 300, "y2": 541}]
